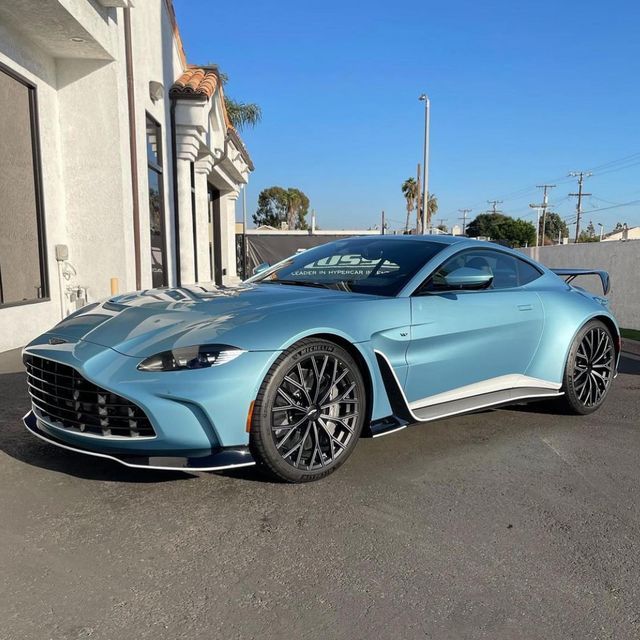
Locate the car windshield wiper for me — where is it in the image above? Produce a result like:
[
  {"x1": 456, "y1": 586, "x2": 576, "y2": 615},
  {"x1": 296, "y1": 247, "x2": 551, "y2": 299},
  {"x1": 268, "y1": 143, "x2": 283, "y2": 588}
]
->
[{"x1": 259, "y1": 279, "x2": 334, "y2": 290}]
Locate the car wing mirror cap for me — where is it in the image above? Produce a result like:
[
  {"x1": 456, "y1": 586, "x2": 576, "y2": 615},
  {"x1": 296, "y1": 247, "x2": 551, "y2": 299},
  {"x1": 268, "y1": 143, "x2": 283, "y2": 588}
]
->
[
  {"x1": 443, "y1": 267, "x2": 493, "y2": 290},
  {"x1": 252, "y1": 262, "x2": 270, "y2": 275}
]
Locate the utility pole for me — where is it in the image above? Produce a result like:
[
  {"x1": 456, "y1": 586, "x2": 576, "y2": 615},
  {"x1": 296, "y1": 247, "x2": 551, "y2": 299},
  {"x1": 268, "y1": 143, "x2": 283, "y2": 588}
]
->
[
  {"x1": 487, "y1": 200, "x2": 503, "y2": 214},
  {"x1": 529, "y1": 184, "x2": 555, "y2": 247},
  {"x1": 242, "y1": 184, "x2": 248, "y2": 279},
  {"x1": 419, "y1": 94, "x2": 430, "y2": 234},
  {"x1": 458, "y1": 208, "x2": 471, "y2": 235},
  {"x1": 415, "y1": 162, "x2": 422, "y2": 234},
  {"x1": 569, "y1": 171, "x2": 592, "y2": 243},
  {"x1": 381, "y1": 210, "x2": 385, "y2": 235}
]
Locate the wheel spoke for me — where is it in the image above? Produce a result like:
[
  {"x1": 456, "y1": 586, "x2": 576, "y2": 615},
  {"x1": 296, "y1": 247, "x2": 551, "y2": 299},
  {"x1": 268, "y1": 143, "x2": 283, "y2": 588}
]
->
[
  {"x1": 272, "y1": 404, "x2": 306, "y2": 413},
  {"x1": 314, "y1": 356, "x2": 329, "y2": 402},
  {"x1": 573, "y1": 367, "x2": 588, "y2": 381},
  {"x1": 284, "y1": 371, "x2": 312, "y2": 406},
  {"x1": 272, "y1": 414, "x2": 308, "y2": 432},
  {"x1": 277, "y1": 387, "x2": 299, "y2": 408},
  {"x1": 311, "y1": 423, "x2": 324, "y2": 468},
  {"x1": 318, "y1": 418, "x2": 347, "y2": 452}
]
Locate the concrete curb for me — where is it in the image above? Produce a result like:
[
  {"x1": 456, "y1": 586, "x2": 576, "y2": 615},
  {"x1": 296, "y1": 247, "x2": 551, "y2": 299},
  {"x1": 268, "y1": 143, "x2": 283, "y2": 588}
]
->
[{"x1": 621, "y1": 338, "x2": 640, "y2": 357}]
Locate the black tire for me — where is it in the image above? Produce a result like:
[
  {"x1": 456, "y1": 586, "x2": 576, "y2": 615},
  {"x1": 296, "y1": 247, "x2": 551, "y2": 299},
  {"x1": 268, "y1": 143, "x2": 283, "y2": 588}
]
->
[
  {"x1": 249, "y1": 338, "x2": 366, "y2": 483},
  {"x1": 559, "y1": 319, "x2": 616, "y2": 415}
]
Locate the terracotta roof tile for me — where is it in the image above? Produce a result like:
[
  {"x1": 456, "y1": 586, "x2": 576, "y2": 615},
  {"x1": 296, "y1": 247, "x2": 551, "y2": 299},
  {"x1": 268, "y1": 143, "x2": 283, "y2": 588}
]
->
[
  {"x1": 170, "y1": 67, "x2": 218, "y2": 99},
  {"x1": 170, "y1": 66, "x2": 254, "y2": 170}
]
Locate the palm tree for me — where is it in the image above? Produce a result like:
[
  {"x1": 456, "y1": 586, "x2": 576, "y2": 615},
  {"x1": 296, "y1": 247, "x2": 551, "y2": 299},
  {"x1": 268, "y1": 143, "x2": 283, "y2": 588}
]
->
[
  {"x1": 426, "y1": 194, "x2": 438, "y2": 227},
  {"x1": 402, "y1": 177, "x2": 417, "y2": 233},
  {"x1": 224, "y1": 98, "x2": 262, "y2": 131},
  {"x1": 216, "y1": 69, "x2": 262, "y2": 131}
]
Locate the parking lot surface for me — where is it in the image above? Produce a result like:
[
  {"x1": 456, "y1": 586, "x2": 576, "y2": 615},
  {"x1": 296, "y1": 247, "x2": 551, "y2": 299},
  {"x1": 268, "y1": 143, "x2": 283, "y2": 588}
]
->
[{"x1": 1, "y1": 348, "x2": 639, "y2": 640}]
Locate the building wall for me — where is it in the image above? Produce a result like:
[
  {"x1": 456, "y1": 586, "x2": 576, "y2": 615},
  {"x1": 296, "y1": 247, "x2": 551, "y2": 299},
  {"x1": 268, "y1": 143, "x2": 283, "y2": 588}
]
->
[
  {"x1": 0, "y1": 0, "x2": 249, "y2": 353},
  {"x1": 0, "y1": 22, "x2": 67, "y2": 352},
  {"x1": 523, "y1": 241, "x2": 640, "y2": 330}
]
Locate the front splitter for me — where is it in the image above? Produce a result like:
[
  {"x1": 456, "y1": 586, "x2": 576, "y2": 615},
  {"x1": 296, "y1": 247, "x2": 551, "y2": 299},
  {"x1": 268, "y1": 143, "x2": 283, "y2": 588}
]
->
[{"x1": 23, "y1": 411, "x2": 255, "y2": 472}]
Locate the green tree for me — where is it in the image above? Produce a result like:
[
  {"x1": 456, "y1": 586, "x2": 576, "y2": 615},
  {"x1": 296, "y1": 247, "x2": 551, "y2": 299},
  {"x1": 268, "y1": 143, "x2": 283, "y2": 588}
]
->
[
  {"x1": 578, "y1": 221, "x2": 599, "y2": 243},
  {"x1": 401, "y1": 178, "x2": 417, "y2": 232},
  {"x1": 467, "y1": 213, "x2": 536, "y2": 247},
  {"x1": 541, "y1": 212, "x2": 568, "y2": 244},
  {"x1": 253, "y1": 187, "x2": 310, "y2": 230}
]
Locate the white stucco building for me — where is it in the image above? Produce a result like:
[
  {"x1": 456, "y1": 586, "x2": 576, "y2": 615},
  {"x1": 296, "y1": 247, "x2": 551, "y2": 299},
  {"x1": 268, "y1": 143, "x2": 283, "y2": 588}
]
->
[{"x1": 0, "y1": 0, "x2": 253, "y2": 353}]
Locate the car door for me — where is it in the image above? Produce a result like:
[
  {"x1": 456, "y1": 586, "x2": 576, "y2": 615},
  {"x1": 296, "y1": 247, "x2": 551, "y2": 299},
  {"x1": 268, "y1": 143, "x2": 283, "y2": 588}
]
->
[{"x1": 403, "y1": 248, "x2": 545, "y2": 404}]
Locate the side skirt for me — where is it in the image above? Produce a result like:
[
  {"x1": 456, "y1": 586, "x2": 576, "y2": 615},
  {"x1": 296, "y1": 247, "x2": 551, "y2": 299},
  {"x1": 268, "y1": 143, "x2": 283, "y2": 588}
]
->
[{"x1": 372, "y1": 350, "x2": 563, "y2": 436}]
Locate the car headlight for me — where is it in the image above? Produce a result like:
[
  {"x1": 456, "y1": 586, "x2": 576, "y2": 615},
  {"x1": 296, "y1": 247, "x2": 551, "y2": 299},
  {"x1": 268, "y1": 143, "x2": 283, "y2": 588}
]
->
[{"x1": 137, "y1": 345, "x2": 245, "y2": 372}]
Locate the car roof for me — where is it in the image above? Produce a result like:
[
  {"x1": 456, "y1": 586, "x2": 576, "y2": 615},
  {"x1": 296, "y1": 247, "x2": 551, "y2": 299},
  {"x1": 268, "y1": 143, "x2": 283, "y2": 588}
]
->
[{"x1": 352, "y1": 234, "x2": 468, "y2": 245}]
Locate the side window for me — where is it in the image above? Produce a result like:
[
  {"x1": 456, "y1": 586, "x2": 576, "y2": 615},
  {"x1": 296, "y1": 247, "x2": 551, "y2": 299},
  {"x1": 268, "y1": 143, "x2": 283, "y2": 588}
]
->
[
  {"x1": 516, "y1": 258, "x2": 542, "y2": 286},
  {"x1": 420, "y1": 249, "x2": 540, "y2": 293}
]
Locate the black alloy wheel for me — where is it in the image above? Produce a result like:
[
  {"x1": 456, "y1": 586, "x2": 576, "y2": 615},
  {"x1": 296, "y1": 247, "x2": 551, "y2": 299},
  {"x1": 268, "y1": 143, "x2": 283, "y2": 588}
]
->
[
  {"x1": 250, "y1": 338, "x2": 366, "y2": 482},
  {"x1": 560, "y1": 319, "x2": 616, "y2": 414}
]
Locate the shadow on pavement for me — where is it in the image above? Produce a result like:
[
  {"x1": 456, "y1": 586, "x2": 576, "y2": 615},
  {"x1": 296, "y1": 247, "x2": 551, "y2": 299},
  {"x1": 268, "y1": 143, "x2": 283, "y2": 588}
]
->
[{"x1": 618, "y1": 353, "x2": 640, "y2": 375}]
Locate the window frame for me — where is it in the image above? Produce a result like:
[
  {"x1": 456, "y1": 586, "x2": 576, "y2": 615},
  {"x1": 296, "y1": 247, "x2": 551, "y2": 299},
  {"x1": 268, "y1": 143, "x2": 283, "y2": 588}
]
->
[
  {"x1": 412, "y1": 246, "x2": 543, "y2": 296},
  {"x1": 145, "y1": 112, "x2": 168, "y2": 288},
  {"x1": 0, "y1": 61, "x2": 49, "y2": 309}
]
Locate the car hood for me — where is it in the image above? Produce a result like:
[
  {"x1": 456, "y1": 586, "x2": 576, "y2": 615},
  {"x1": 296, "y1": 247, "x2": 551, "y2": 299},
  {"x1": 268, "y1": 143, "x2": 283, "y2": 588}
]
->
[{"x1": 44, "y1": 284, "x2": 375, "y2": 357}]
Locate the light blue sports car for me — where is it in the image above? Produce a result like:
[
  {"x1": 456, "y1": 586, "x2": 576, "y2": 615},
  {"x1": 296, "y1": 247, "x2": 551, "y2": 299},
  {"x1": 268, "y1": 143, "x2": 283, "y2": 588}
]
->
[{"x1": 22, "y1": 236, "x2": 619, "y2": 482}]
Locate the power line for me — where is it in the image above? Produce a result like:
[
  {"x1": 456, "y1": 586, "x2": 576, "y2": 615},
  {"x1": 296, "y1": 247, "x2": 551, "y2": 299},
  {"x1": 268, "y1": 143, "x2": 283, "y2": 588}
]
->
[
  {"x1": 462, "y1": 151, "x2": 639, "y2": 213},
  {"x1": 571, "y1": 199, "x2": 640, "y2": 215}
]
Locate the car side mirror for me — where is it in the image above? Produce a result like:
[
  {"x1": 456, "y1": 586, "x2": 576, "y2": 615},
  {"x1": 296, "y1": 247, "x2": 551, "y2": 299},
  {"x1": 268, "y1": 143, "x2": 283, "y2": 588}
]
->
[
  {"x1": 438, "y1": 267, "x2": 493, "y2": 290},
  {"x1": 252, "y1": 262, "x2": 270, "y2": 275}
]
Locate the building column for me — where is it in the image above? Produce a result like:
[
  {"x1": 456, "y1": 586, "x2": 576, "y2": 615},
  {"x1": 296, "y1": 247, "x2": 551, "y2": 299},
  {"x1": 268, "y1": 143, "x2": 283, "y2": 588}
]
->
[
  {"x1": 219, "y1": 190, "x2": 240, "y2": 284},
  {"x1": 194, "y1": 154, "x2": 214, "y2": 282},
  {"x1": 174, "y1": 125, "x2": 201, "y2": 285}
]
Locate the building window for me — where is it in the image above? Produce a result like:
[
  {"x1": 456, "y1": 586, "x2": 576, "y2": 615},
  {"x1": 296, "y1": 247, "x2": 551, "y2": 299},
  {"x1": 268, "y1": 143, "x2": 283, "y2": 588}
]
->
[
  {"x1": 146, "y1": 115, "x2": 167, "y2": 288},
  {"x1": 0, "y1": 64, "x2": 48, "y2": 307}
]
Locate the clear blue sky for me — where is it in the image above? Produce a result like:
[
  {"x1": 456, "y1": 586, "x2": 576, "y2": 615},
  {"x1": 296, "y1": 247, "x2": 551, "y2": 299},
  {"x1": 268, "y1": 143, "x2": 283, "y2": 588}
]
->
[{"x1": 174, "y1": 0, "x2": 640, "y2": 234}]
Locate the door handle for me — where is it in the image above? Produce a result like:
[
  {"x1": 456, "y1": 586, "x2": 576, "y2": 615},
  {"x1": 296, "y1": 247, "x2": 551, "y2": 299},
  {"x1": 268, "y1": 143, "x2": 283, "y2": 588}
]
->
[{"x1": 517, "y1": 304, "x2": 533, "y2": 311}]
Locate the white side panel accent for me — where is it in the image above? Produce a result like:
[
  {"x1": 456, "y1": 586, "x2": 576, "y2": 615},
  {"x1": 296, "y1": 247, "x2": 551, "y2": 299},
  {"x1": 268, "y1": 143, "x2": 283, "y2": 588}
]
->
[
  {"x1": 408, "y1": 374, "x2": 562, "y2": 410},
  {"x1": 374, "y1": 349, "x2": 563, "y2": 425}
]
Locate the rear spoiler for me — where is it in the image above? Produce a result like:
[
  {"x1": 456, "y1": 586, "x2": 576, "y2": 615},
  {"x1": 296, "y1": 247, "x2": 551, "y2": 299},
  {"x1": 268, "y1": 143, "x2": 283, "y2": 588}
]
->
[{"x1": 551, "y1": 268, "x2": 610, "y2": 295}]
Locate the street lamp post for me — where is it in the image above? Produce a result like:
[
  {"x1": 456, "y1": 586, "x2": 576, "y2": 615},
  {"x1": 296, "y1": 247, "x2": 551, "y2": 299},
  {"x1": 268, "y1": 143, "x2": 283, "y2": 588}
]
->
[
  {"x1": 597, "y1": 222, "x2": 604, "y2": 241},
  {"x1": 419, "y1": 94, "x2": 430, "y2": 234}
]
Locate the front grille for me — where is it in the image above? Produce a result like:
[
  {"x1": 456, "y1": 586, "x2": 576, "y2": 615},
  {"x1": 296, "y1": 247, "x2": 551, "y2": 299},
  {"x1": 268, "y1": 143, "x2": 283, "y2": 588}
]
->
[{"x1": 24, "y1": 355, "x2": 155, "y2": 438}]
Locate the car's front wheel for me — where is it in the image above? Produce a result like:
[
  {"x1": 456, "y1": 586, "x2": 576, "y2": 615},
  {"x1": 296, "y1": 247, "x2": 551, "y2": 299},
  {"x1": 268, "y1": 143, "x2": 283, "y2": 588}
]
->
[
  {"x1": 560, "y1": 319, "x2": 616, "y2": 415},
  {"x1": 249, "y1": 338, "x2": 366, "y2": 483}
]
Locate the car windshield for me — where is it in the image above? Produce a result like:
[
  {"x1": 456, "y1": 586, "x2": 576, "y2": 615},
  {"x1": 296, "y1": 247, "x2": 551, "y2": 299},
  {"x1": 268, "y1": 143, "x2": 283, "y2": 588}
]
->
[{"x1": 246, "y1": 237, "x2": 446, "y2": 296}]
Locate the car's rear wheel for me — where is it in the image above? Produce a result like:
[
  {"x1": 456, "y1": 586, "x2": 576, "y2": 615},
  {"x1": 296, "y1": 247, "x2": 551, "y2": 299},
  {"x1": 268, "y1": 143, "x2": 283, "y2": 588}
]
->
[
  {"x1": 560, "y1": 319, "x2": 616, "y2": 415},
  {"x1": 250, "y1": 338, "x2": 366, "y2": 483}
]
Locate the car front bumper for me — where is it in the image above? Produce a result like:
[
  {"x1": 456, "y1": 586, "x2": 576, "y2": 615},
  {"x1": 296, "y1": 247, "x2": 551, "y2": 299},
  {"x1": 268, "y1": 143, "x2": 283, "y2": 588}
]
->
[
  {"x1": 22, "y1": 337, "x2": 282, "y2": 465},
  {"x1": 23, "y1": 411, "x2": 255, "y2": 471}
]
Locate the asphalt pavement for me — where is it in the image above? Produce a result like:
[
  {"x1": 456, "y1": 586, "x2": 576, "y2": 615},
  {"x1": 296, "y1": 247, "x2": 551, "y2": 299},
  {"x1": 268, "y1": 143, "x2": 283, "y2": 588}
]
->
[{"x1": 1, "y1": 347, "x2": 639, "y2": 640}]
